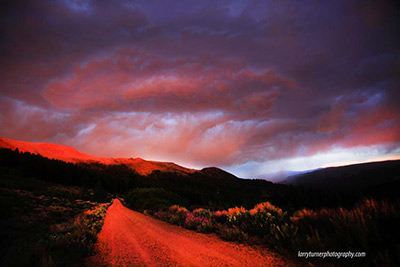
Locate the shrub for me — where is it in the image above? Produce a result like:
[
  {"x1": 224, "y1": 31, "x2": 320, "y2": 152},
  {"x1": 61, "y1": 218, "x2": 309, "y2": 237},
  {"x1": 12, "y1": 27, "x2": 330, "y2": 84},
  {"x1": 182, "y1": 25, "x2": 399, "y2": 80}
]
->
[
  {"x1": 249, "y1": 202, "x2": 283, "y2": 216},
  {"x1": 184, "y1": 212, "x2": 212, "y2": 232},
  {"x1": 168, "y1": 205, "x2": 189, "y2": 225},
  {"x1": 213, "y1": 210, "x2": 229, "y2": 223},
  {"x1": 126, "y1": 188, "x2": 187, "y2": 211},
  {"x1": 217, "y1": 225, "x2": 248, "y2": 241},
  {"x1": 290, "y1": 198, "x2": 400, "y2": 266},
  {"x1": 18, "y1": 203, "x2": 111, "y2": 267},
  {"x1": 268, "y1": 223, "x2": 299, "y2": 251}
]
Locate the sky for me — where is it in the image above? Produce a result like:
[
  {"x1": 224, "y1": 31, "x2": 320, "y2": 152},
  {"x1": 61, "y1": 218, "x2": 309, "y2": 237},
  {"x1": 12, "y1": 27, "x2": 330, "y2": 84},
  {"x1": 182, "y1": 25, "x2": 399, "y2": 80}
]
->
[{"x1": 1, "y1": 0, "x2": 400, "y2": 179}]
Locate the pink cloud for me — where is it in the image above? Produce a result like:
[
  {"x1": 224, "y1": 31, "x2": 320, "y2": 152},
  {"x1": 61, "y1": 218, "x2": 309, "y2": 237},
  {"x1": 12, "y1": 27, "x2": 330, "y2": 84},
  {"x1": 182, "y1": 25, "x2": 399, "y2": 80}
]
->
[
  {"x1": 44, "y1": 49, "x2": 294, "y2": 119},
  {"x1": 56, "y1": 111, "x2": 252, "y2": 167}
]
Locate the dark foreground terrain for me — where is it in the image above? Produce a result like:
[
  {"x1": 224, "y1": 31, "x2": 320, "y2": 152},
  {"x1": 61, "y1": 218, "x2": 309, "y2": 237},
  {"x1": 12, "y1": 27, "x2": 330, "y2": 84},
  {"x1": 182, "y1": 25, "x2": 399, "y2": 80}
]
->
[
  {"x1": 1, "y1": 147, "x2": 399, "y2": 266},
  {"x1": 0, "y1": 168, "x2": 109, "y2": 267}
]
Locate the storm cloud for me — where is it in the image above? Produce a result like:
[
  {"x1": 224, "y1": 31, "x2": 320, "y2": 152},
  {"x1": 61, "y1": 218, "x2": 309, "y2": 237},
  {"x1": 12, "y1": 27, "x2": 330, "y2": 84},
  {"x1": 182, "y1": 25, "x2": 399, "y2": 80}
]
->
[{"x1": 1, "y1": 0, "x2": 399, "y2": 177}]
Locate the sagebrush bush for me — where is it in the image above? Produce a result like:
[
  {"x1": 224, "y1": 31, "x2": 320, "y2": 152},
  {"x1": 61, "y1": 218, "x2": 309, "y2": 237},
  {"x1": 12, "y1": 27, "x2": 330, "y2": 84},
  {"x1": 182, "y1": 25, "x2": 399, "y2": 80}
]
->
[
  {"x1": 45, "y1": 204, "x2": 109, "y2": 265},
  {"x1": 290, "y1": 198, "x2": 400, "y2": 265},
  {"x1": 217, "y1": 225, "x2": 248, "y2": 241},
  {"x1": 149, "y1": 198, "x2": 400, "y2": 266}
]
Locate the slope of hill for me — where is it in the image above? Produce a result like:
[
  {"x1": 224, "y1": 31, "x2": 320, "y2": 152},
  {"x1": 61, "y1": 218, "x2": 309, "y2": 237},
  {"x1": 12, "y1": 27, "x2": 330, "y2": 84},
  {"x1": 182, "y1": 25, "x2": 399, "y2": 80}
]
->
[
  {"x1": 0, "y1": 137, "x2": 104, "y2": 163},
  {"x1": 282, "y1": 160, "x2": 400, "y2": 190},
  {"x1": 0, "y1": 137, "x2": 196, "y2": 176},
  {"x1": 0, "y1": 146, "x2": 285, "y2": 210},
  {"x1": 199, "y1": 167, "x2": 238, "y2": 180}
]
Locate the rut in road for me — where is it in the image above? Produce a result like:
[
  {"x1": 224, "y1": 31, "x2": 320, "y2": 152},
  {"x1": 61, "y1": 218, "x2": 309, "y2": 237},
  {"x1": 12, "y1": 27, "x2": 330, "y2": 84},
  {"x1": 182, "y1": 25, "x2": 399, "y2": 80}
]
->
[{"x1": 86, "y1": 199, "x2": 295, "y2": 267}]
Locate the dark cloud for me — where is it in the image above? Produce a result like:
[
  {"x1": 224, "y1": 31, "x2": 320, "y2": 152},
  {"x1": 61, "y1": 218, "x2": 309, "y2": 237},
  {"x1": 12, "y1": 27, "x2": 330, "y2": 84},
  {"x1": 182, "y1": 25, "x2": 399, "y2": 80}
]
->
[{"x1": 1, "y1": 0, "x2": 399, "y2": 174}]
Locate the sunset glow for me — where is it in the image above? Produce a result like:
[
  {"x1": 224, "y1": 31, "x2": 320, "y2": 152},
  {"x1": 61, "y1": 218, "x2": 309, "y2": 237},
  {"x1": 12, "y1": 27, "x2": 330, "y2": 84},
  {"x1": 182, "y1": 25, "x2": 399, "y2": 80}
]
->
[{"x1": 1, "y1": 0, "x2": 399, "y2": 178}]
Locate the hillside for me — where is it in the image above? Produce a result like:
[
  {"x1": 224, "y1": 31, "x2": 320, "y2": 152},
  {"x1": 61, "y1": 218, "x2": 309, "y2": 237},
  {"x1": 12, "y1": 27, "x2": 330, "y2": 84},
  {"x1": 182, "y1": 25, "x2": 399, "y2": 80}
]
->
[
  {"x1": 282, "y1": 160, "x2": 400, "y2": 190},
  {"x1": 3, "y1": 137, "x2": 400, "y2": 211},
  {"x1": 0, "y1": 137, "x2": 196, "y2": 176}
]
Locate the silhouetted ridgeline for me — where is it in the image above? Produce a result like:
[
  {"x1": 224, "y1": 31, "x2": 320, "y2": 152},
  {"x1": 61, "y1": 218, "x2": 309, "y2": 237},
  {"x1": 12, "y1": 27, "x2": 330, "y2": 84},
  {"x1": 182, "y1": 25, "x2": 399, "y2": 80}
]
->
[
  {"x1": 1, "y1": 148, "x2": 399, "y2": 211},
  {"x1": 283, "y1": 160, "x2": 400, "y2": 192}
]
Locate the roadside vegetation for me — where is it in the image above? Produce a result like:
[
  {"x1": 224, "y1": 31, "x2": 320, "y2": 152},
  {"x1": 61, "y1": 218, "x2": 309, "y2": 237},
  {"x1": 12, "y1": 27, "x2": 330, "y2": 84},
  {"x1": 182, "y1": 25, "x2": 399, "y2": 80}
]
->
[
  {"x1": 0, "y1": 169, "x2": 111, "y2": 267},
  {"x1": 127, "y1": 192, "x2": 400, "y2": 266}
]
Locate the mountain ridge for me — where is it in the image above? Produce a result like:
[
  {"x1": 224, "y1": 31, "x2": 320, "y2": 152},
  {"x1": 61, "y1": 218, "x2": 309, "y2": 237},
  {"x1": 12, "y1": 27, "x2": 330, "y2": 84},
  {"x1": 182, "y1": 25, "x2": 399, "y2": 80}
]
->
[
  {"x1": 0, "y1": 137, "x2": 197, "y2": 176},
  {"x1": 281, "y1": 159, "x2": 400, "y2": 190}
]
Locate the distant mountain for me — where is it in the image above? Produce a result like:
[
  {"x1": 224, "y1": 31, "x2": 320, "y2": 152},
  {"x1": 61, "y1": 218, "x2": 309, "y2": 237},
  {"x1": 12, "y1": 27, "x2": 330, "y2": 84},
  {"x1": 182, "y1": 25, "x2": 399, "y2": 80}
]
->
[
  {"x1": 257, "y1": 169, "x2": 321, "y2": 182},
  {"x1": 282, "y1": 160, "x2": 400, "y2": 190},
  {"x1": 0, "y1": 137, "x2": 197, "y2": 176}
]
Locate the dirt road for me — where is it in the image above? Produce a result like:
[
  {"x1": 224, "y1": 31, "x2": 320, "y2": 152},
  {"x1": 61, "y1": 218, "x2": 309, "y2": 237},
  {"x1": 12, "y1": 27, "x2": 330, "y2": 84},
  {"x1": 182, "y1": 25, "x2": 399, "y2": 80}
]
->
[{"x1": 86, "y1": 199, "x2": 295, "y2": 267}]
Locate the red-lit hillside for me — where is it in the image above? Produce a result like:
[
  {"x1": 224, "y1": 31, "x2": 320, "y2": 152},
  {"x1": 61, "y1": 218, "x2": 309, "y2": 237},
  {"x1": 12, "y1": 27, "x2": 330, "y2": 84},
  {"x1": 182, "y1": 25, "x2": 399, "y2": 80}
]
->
[{"x1": 0, "y1": 137, "x2": 196, "y2": 176}]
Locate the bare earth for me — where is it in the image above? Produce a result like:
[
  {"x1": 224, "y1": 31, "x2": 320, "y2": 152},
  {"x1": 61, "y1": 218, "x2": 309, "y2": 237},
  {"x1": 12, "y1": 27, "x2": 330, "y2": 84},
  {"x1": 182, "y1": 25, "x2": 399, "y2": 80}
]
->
[{"x1": 86, "y1": 199, "x2": 296, "y2": 267}]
